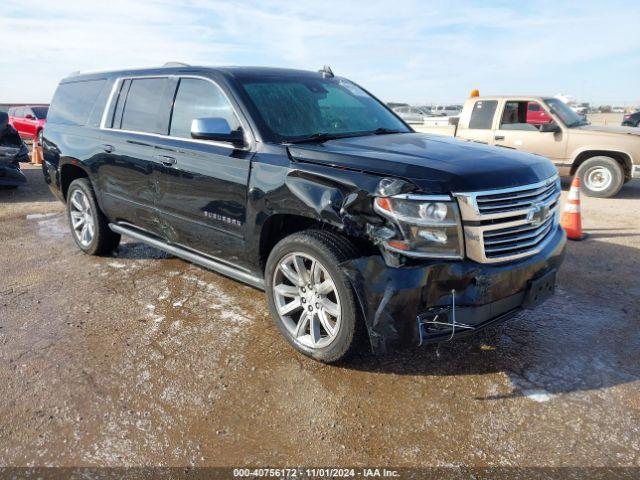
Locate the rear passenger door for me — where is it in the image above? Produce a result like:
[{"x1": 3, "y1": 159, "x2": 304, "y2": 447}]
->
[
  {"x1": 98, "y1": 77, "x2": 173, "y2": 236},
  {"x1": 154, "y1": 76, "x2": 253, "y2": 265}
]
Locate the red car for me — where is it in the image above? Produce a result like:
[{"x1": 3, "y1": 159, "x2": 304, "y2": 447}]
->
[
  {"x1": 526, "y1": 102, "x2": 553, "y2": 126},
  {"x1": 8, "y1": 105, "x2": 48, "y2": 145}
]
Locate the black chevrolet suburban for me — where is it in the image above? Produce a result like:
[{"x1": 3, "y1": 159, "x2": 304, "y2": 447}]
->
[{"x1": 43, "y1": 65, "x2": 565, "y2": 362}]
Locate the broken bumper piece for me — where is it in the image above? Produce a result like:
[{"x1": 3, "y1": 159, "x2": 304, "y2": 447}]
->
[
  {"x1": 0, "y1": 164, "x2": 27, "y2": 186},
  {"x1": 341, "y1": 226, "x2": 566, "y2": 354}
]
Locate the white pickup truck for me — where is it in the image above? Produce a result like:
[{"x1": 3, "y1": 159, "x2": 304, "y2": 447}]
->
[{"x1": 414, "y1": 95, "x2": 640, "y2": 197}]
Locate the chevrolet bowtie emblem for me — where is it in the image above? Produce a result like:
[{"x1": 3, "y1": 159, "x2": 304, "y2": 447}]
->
[{"x1": 527, "y1": 203, "x2": 549, "y2": 226}]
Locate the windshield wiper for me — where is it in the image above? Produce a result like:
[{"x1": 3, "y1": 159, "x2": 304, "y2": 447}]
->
[
  {"x1": 285, "y1": 128, "x2": 407, "y2": 144},
  {"x1": 368, "y1": 128, "x2": 406, "y2": 135},
  {"x1": 285, "y1": 132, "x2": 358, "y2": 144}
]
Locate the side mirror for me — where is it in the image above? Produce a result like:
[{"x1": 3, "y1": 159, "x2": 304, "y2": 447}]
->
[
  {"x1": 540, "y1": 122, "x2": 560, "y2": 133},
  {"x1": 191, "y1": 117, "x2": 244, "y2": 146}
]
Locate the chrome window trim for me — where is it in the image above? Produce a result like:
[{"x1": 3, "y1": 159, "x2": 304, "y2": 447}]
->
[
  {"x1": 453, "y1": 174, "x2": 561, "y2": 263},
  {"x1": 99, "y1": 74, "x2": 253, "y2": 151}
]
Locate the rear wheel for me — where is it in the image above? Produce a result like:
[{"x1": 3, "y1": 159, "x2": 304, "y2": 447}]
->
[
  {"x1": 265, "y1": 230, "x2": 361, "y2": 363},
  {"x1": 576, "y1": 156, "x2": 624, "y2": 198},
  {"x1": 66, "y1": 178, "x2": 120, "y2": 255}
]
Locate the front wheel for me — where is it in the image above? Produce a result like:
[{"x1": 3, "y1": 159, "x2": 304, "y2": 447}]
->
[
  {"x1": 265, "y1": 230, "x2": 361, "y2": 363},
  {"x1": 575, "y1": 156, "x2": 624, "y2": 198}
]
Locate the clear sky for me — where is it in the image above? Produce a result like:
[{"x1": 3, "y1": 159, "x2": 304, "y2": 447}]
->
[{"x1": 1, "y1": 0, "x2": 639, "y2": 106}]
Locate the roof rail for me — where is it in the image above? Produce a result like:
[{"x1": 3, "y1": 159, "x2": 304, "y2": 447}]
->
[{"x1": 163, "y1": 61, "x2": 190, "y2": 67}]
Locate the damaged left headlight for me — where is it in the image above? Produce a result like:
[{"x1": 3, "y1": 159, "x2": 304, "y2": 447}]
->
[{"x1": 373, "y1": 194, "x2": 464, "y2": 259}]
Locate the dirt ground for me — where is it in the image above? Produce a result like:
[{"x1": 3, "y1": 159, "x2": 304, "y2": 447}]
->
[{"x1": 1, "y1": 164, "x2": 639, "y2": 469}]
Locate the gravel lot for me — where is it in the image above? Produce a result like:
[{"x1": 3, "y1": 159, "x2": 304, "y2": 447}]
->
[{"x1": 1, "y1": 164, "x2": 639, "y2": 468}]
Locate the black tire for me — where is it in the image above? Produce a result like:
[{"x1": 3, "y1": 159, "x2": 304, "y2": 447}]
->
[
  {"x1": 575, "y1": 156, "x2": 624, "y2": 198},
  {"x1": 66, "y1": 178, "x2": 120, "y2": 255},
  {"x1": 265, "y1": 230, "x2": 361, "y2": 363}
]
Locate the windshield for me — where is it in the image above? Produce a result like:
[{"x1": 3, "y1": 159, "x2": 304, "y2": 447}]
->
[
  {"x1": 544, "y1": 98, "x2": 586, "y2": 127},
  {"x1": 31, "y1": 106, "x2": 48, "y2": 119},
  {"x1": 236, "y1": 76, "x2": 410, "y2": 142}
]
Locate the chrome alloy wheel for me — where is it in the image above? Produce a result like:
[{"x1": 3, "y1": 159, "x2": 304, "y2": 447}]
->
[
  {"x1": 69, "y1": 189, "x2": 95, "y2": 247},
  {"x1": 584, "y1": 166, "x2": 612, "y2": 192},
  {"x1": 272, "y1": 252, "x2": 341, "y2": 349}
]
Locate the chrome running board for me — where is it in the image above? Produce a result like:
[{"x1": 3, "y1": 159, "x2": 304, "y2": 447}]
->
[{"x1": 109, "y1": 223, "x2": 265, "y2": 290}]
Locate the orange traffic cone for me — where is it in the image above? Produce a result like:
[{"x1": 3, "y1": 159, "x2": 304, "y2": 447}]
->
[
  {"x1": 31, "y1": 143, "x2": 43, "y2": 165},
  {"x1": 561, "y1": 176, "x2": 587, "y2": 241}
]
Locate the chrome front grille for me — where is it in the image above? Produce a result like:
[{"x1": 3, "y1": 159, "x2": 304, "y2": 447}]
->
[
  {"x1": 476, "y1": 179, "x2": 558, "y2": 215},
  {"x1": 454, "y1": 175, "x2": 561, "y2": 263}
]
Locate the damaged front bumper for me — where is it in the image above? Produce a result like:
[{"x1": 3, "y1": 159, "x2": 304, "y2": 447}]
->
[
  {"x1": 342, "y1": 226, "x2": 566, "y2": 354},
  {"x1": 0, "y1": 163, "x2": 27, "y2": 187}
]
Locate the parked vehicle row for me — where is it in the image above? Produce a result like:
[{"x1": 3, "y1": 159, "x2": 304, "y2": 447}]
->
[
  {"x1": 42, "y1": 65, "x2": 565, "y2": 362},
  {"x1": 392, "y1": 104, "x2": 463, "y2": 123}
]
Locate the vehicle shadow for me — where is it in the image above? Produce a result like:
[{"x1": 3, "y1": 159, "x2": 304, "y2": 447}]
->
[{"x1": 338, "y1": 236, "x2": 640, "y2": 400}]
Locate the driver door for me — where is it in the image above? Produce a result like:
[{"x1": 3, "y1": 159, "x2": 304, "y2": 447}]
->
[{"x1": 493, "y1": 100, "x2": 567, "y2": 162}]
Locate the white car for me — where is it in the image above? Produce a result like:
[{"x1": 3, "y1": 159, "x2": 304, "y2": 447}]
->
[
  {"x1": 432, "y1": 105, "x2": 462, "y2": 117},
  {"x1": 392, "y1": 106, "x2": 431, "y2": 123}
]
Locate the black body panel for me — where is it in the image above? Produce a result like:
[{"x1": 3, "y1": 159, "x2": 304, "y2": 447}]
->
[{"x1": 42, "y1": 65, "x2": 566, "y2": 353}]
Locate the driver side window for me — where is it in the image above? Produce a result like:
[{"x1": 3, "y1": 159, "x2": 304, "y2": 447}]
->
[{"x1": 500, "y1": 101, "x2": 548, "y2": 131}]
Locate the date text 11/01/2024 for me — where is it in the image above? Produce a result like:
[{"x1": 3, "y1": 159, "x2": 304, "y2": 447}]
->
[{"x1": 232, "y1": 468, "x2": 400, "y2": 477}]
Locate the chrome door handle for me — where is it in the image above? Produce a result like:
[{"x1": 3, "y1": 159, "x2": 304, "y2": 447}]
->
[
  {"x1": 157, "y1": 155, "x2": 177, "y2": 166},
  {"x1": 102, "y1": 144, "x2": 115, "y2": 153},
  {"x1": 494, "y1": 135, "x2": 505, "y2": 141}
]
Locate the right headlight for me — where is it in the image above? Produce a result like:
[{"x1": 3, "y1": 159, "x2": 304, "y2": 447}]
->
[{"x1": 373, "y1": 194, "x2": 464, "y2": 259}]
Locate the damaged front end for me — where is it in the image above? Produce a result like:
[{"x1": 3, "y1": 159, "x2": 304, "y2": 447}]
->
[
  {"x1": 0, "y1": 112, "x2": 28, "y2": 188},
  {"x1": 265, "y1": 147, "x2": 566, "y2": 354},
  {"x1": 340, "y1": 230, "x2": 564, "y2": 354}
]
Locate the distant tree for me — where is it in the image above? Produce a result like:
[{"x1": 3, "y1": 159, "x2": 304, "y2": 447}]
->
[{"x1": 599, "y1": 105, "x2": 612, "y2": 113}]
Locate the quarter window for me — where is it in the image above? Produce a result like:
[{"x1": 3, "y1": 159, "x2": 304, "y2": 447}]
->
[
  {"x1": 468, "y1": 100, "x2": 497, "y2": 129},
  {"x1": 120, "y1": 78, "x2": 170, "y2": 134},
  {"x1": 169, "y1": 78, "x2": 240, "y2": 139},
  {"x1": 48, "y1": 80, "x2": 107, "y2": 126}
]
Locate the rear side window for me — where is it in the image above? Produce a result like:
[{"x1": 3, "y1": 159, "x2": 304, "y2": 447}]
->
[
  {"x1": 468, "y1": 100, "x2": 497, "y2": 129},
  {"x1": 169, "y1": 78, "x2": 240, "y2": 139},
  {"x1": 120, "y1": 78, "x2": 170, "y2": 134},
  {"x1": 48, "y1": 80, "x2": 107, "y2": 126}
]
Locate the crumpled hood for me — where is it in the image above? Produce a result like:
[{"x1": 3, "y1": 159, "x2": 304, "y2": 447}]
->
[{"x1": 288, "y1": 133, "x2": 557, "y2": 194}]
